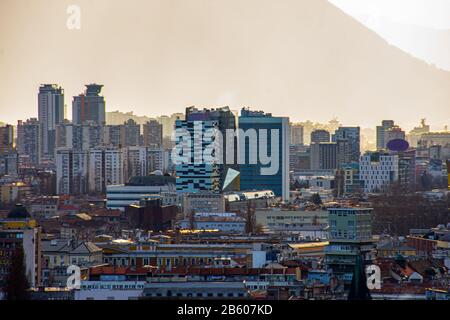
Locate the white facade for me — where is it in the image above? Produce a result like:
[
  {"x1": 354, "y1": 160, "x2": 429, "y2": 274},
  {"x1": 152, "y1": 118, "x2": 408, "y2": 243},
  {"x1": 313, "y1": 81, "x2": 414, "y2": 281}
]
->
[
  {"x1": 38, "y1": 85, "x2": 64, "y2": 159},
  {"x1": 127, "y1": 146, "x2": 147, "y2": 178},
  {"x1": 106, "y1": 185, "x2": 176, "y2": 211},
  {"x1": 89, "y1": 148, "x2": 128, "y2": 193},
  {"x1": 75, "y1": 281, "x2": 145, "y2": 300},
  {"x1": 360, "y1": 153, "x2": 399, "y2": 193},
  {"x1": 56, "y1": 149, "x2": 89, "y2": 195},
  {"x1": 178, "y1": 218, "x2": 246, "y2": 233},
  {"x1": 57, "y1": 147, "x2": 130, "y2": 195},
  {"x1": 147, "y1": 148, "x2": 168, "y2": 173}
]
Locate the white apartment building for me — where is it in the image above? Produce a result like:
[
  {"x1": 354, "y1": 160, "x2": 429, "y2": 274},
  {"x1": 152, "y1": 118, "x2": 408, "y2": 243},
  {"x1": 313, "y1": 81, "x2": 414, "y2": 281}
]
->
[
  {"x1": 147, "y1": 148, "x2": 168, "y2": 173},
  {"x1": 127, "y1": 146, "x2": 147, "y2": 178},
  {"x1": 89, "y1": 148, "x2": 127, "y2": 193},
  {"x1": 57, "y1": 147, "x2": 129, "y2": 195},
  {"x1": 359, "y1": 153, "x2": 399, "y2": 193},
  {"x1": 56, "y1": 149, "x2": 89, "y2": 195}
]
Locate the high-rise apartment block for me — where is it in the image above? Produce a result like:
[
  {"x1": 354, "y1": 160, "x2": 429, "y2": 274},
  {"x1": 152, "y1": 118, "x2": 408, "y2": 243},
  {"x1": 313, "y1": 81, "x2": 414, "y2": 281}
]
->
[
  {"x1": 143, "y1": 120, "x2": 163, "y2": 148},
  {"x1": 88, "y1": 148, "x2": 128, "y2": 194},
  {"x1": 310, "y1": 143, "x2": 337, "y2": 170},
  {"x1": 332, "y1": 127, "x2": 360, "y2": 164},
  {"x1": 290, "y1": 124, "x2": 304, "y2": 145},
  {"x1": 56, "y1": 149, "x2": 89, "y2": 195},
  {"x1": 17, "y1": 119, "x2": 40, "y2": 166},
  {"x1": 72, "y1": 84, "x2": 106, "y2": 125},
  {"x1": 38, "y1": 84, "x2": 65, "y2": 160},
  {"x1": 0, "y1": 125, "x2": 14, "y2": 155},
  {"x1": 127, "y1": 146, "x2": 148, "y2": 178},
  {"x1": 103, "y1": 119, "x2": 140, "y2": 148},
  {"x1": 376, "y1": 120, "x2": 405, "y2": 150},
  {"x1": 56, "y1": 121, "x2": 104, "y2": 151}
]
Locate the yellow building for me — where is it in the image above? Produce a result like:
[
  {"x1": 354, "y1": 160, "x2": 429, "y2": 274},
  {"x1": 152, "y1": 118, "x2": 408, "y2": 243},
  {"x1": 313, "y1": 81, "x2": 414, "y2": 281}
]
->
[
  {"x1": 255, "y1": 208, "x2": 328, "y2": 231},
  {"x1": 0, "y1": 182, "x2": 30, "y2": 205}
]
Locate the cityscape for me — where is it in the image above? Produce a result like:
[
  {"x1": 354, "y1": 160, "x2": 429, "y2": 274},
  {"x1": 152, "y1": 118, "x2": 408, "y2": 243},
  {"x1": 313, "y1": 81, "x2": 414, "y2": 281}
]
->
[
  {"x1": 0, "y1": 83, "x2": 449, "y2": 302},
  {"x1": 0, "y1": 0, "x2": 449, "y2": 310}
]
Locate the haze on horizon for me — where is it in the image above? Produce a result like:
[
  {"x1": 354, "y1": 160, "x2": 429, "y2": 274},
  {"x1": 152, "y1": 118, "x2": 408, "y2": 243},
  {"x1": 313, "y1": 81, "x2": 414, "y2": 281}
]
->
[{"x1": 0, "y1": 0, "x2": 449, "y2": 131}]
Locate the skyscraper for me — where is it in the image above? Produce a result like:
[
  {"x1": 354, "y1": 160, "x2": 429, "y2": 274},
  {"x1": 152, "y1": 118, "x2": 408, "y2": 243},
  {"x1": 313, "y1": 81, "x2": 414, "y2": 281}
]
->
[
  {"x1": 88, "y1": 148, "x2": 127, "y2": 194},
  {"x1": 0, "y1": 125, "x2": 18, "y2": 176},
  {"x1": 310, "y1": 142, "x2": 337, "y2": 170},
  {"x1": 56, "y1": 121, "x2": 103, "y2": 151},
  {"x1": 127, "y1": 146, "x2": 148, "y2": 178},
  {"x1": 122, "y1": 119, "x2": 140, "y2": 147},
  {"x1": 72, "y1": 84, "x2": 106, "y2": 125},
  {"x1": 175, "y1": 107, "x2": 236, "y2": 193},
  {"x1": 290, "y1": 124, "x2": 304, "y2": 145},
  {"x1": 103, "y1": 119, "x2": 140, "y2": 148},
  {"x1": 147, "y1": 148, "x2": 167, "y2": 174},
  {"x1": 56, "y1": 147, "x2": 129, "y2": 195},
  {"x1": 376, "y1": 120, "x2": 395, "y2": 150},
  {"x1": 56, "y1": 149, "x2": 89, "y2": 195},
  {"x1": 238, "y1": 108, "x2": 290, "y2": 202},
  {"x1": 397, "y1": 150, "x2": 417, "y2": 192},
  {"x1": 332, "y1": 127, "x2": 360, "y2": 164},
  {"x1": 0, "y1": 125, "x2": 14, "y2": 155},
  {"x1": 38, "y1": 84, "x2": 65, "y2": 161},
  {"x1": 143, "y1": 120, "x2": 163, "y2": 148},
  {"x1": 17, "y1": 119, "x2": 40, "y2": 166}
]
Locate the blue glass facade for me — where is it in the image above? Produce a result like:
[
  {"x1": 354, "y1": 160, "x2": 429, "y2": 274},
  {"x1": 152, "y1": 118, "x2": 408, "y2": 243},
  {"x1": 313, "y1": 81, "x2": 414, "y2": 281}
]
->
[{"x1": 238, "y1": 110, "x2": 289, "y2": 201}]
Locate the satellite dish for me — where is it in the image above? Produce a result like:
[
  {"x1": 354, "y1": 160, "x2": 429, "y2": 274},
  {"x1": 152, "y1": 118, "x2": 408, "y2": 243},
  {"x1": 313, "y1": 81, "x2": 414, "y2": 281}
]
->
[{"x1": 387, "y1": 139, "x2": 409, "y2": 152}]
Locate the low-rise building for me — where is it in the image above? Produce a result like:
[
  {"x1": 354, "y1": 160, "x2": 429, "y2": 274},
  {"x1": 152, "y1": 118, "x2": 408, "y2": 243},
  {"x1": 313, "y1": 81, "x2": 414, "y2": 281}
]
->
[
  {"x1": 41, "y1": 239, "x2": 103, "y2": 287},
  {"x1": 125, "y1": 196, "x2": 178, "y2": 232},
  {"x1": 178, "y1": 212, "x2": 246, "y2": 233},
  {"x1": 28, "y1": 196, "x2": 60, "y2": 218},
  {"x1": 106, "y1": 174, "x2": 176, "y2": 211},
  {"x1": 255, "y1": 208, "x2": 328, "y2": 238},
  {"x1": 182, "y1": 192, "x2": 225, "y2": 217}
]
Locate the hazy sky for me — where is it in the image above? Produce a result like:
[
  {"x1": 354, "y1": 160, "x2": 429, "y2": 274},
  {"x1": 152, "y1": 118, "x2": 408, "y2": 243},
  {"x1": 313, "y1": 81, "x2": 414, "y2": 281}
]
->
[{"x1": 0, "y1": 0, "x2": 449, "y2": 130}]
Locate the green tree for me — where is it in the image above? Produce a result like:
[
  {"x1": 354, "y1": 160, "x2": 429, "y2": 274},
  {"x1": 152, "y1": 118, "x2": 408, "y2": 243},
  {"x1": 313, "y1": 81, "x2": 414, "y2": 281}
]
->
[
  {"x1": 3, "y1": 247, "x2": 30, "y2": 300},
  {"x1": 348, "y1": 255, "x2": 371, "y2": 301},
  {"x1": 310, "y1": 193, "x2": 323, "y2": 205}
]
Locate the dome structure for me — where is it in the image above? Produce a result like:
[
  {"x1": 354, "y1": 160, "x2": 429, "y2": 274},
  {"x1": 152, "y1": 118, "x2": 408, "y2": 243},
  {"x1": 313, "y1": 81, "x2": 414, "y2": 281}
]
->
[{"x1": 7, "y1": 204, "x2": 31, "y2": 219}]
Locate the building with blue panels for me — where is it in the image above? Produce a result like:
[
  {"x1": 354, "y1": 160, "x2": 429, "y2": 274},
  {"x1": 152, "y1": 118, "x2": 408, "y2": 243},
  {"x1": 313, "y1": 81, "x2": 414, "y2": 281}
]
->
[
  {"x1": 175, "y1": 107, "x2": 236, "y2": 193},
  {"x1": 238, "y1": 108, "x2": 290, "y2": 202}
]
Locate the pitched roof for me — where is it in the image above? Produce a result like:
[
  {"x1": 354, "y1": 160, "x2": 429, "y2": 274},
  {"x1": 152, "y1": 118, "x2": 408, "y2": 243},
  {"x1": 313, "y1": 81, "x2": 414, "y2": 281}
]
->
[{"x1": 42, "y1": 239, "x2": 102, "y2": 254}]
